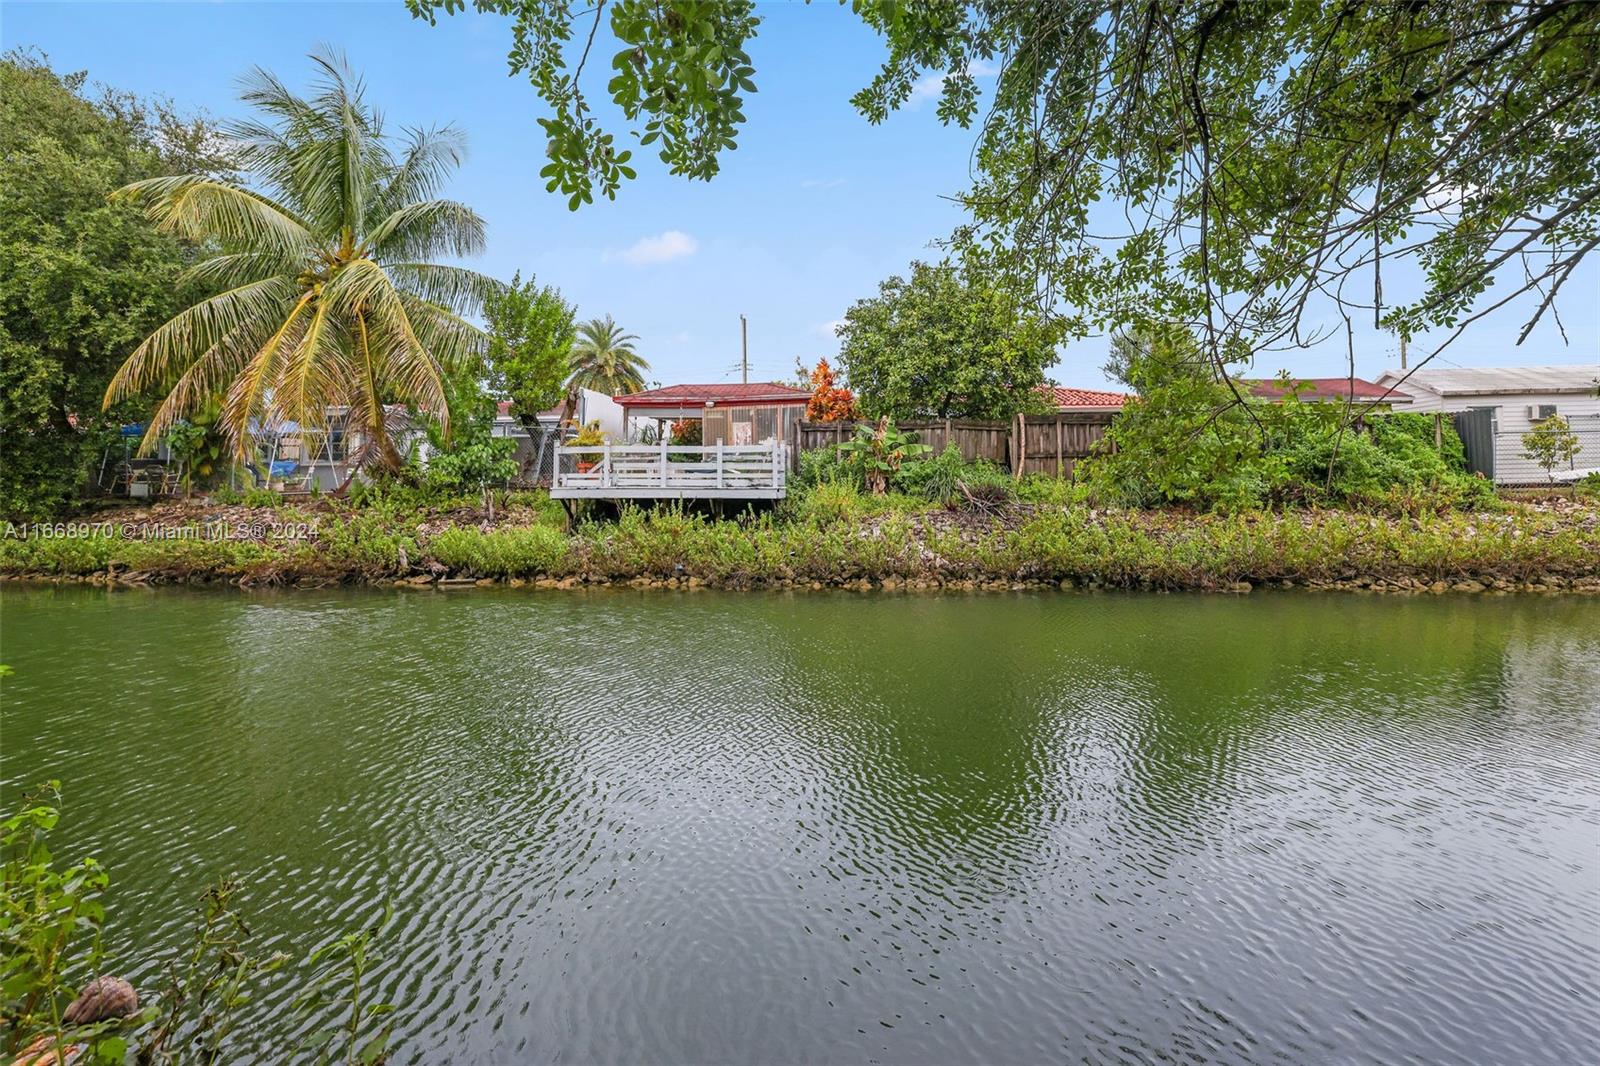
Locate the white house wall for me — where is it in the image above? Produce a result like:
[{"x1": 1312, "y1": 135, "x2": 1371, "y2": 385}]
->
[{"x1": 1380, "y1": 379, "x2": 1600, "y2": 483}]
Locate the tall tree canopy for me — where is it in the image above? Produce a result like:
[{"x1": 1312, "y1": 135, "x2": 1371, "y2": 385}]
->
[
  {"x1": 483, "y1": 271, "x2": 577, "y2": 434},
  {"x1": 425, "y1": 1, "x2": 1600, "y2": 373},
  {"x1": 0, "y1": 51, "x2": 231, "y2": 520},
  {"x1": 836, "y1": 261, "x2": 1061, "y2": 421},
  {"x1": 105, "y1": 49, "x2": 498, "y2": 471}
]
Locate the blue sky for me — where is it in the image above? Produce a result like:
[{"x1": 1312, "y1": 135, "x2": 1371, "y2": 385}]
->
[{"x1": 5, "y1": 1, "x2": 1596, "y2": 389}]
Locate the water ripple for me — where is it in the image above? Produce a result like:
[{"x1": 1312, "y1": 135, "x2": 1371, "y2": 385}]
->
[{"x1": 1, "y1": 586, "x2": 1596, "y2": 1064}]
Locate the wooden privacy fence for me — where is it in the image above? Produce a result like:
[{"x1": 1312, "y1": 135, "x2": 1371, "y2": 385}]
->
[{"x1": 791, "y1": 412, "x2": 1116, "y2": 479}]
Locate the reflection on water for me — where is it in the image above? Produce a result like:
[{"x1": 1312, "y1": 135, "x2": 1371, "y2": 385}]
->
[{"x1": 3, "y1": 587, "x2": 1597, "y2": 1063}]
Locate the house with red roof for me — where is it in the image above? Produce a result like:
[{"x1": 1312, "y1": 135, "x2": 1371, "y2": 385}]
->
[
  {"x1": 1039, "y1": 386, "x2": 1134, "y2": 412},
  {"x1": 618, "y1": 382, "x2": 812, "y2": 445},
  {"x1": 1247, "y1": 377, "x2": 1412, "y2": 407}
]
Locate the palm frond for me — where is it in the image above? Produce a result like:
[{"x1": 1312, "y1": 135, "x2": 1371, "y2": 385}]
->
[
  {"x1": 179, "y1": 251, "x2": 303, "y2": 291},
  {"x1": 115, "y1": 176, "x2": 314, "y2": 257},
  {"x1": 385, "y1": 262, "x2": 502, "y2": 317},
  {"x1": 221, "y1": 292, "x2": 314, "y2": 455},
  {"x1": 397, "y1": 291, "x2": 487, "y2": 374},
  {"x1": 369, "y1": 124, "x2": 467, "y2": 222},
  {"x1": 364, "y1": 199, "x2": 486, "y2": 260},
  {"x1": 104, "y1": 276, "x2": 299, "y2": 407}
]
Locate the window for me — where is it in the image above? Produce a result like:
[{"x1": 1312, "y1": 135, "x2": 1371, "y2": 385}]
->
[{"x1": 1537, "y1": 404, "x2": 1558, "y2": 420}]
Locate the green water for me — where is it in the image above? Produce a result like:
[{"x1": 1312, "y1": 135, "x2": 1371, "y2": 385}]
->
[{"x1": 2, "y1": 586, "x2": 1597, "y2": 1064}]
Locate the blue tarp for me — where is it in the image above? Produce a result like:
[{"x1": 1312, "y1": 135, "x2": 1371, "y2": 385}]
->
[{"x1": 269, "y1": 460, "x2": 298, "y2": 478}]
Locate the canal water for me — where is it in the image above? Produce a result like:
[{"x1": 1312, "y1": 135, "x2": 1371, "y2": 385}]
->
[{"x1": 2, "y1": 587, "x2": 1597, "y2": 1063}]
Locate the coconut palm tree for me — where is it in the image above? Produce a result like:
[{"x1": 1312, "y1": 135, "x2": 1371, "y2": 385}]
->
[
  {"x1": 103, "y1": 49, "x2": 497, "y2": 472},
  {"x1": 569, "y1": 316, "x2": 649, "y2": 396}
]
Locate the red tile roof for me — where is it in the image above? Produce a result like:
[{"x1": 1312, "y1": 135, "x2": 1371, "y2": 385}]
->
[
  {"x1": 1248, "y1": 377, "x2": 1411, "y2": 404},
  {"x1": 618, "y1": 383, "x2": 811, "y2": 407},
  {"x1": 1041, "y1": 386, "x2": 1132, "y2": 409}
]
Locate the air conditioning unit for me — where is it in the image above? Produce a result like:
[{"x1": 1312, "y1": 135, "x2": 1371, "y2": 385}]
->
[{"x1": 1526, "y1": 404, "x2": 1558, "y2": 421}]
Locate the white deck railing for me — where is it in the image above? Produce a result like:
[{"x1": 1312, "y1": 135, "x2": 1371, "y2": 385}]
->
[{"x1": 551, "y1": 440, "x2": 789, "y2": 499}]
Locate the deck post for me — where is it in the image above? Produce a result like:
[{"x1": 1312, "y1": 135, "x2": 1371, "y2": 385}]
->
[
  {"x1": 660, "y1": 439, "x2": 669, "y2": 487},
  {"x1": 603, "y1": 443, "x2": 612, "y2": 488},
  {"x1": 717, "y1": 442, "x2": 725, "y2": 489},
  {"x1": 770, "y1": 439, "x2": 778, "y2": 490}
]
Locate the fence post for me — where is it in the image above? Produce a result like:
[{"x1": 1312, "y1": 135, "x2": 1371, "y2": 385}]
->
[
  {"x1": 1055, "y1": 417, "x2": 1064, "y2": 478},
  {"x1": 717, "y1": 441, "x2": 725, "y2": 489},
  {"x1": 1013, "y1": 413, "x2": 1025, "y2": 478},
  {"x1": 602, "y1": 443, "x2": 612, "y2": 488},
  {"x1": 660, "y1": 438, "x2": 669, "y2": 487}
]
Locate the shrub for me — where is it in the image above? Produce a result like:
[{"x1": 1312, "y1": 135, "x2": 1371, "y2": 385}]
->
[
  {"x1": 796, "y1": 443, "x2": 856, "y2": 489},
  {"x1": 894, "y1": 443, "x2": 966, "y2": 503},
  {"x1": 319, "y1": 514, "x2": 413, "y2": 577},
  {"x1": 1087, "y1": 352, "x2": 1497, "y2": 512},
  {"x1": 790, "y1": 481, "x2": 867, "y2": 526},
  {"x1": 427, "y1": 525, "x2": 569, "y2": 577}
]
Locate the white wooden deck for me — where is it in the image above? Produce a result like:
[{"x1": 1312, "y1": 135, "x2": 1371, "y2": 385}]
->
[{"x1": 551, "y1": 441, "x2": 789, "y2": 499}]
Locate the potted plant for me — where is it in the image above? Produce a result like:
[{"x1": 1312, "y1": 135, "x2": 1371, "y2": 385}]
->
[{"x1": 571, "y1": 421, "x2": 607, "y2": 473}]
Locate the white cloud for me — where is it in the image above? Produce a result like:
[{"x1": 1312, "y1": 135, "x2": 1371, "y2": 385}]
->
[
  {"x1": 614, "y1": 230, "x2": 698, "y2": 266},
  {"x1": 909, "y1": 60, "x2": 1000, "y2": 108},
  {"x1": 813, "y1": 319, "x2": 846, "y2": 340}
]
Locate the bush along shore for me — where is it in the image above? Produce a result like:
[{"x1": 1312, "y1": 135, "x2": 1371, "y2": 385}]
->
[{"x1": 3, "y1": 485, "x2": 1599, "y2": 595}]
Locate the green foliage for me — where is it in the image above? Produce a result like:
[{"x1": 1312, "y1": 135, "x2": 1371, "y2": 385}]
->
[
  {"x1": 426, "y1": 525, "x2": 570, "y2": 577},
  {"x1": 423, "y1": 418, "x2": 518, "y2": 495},
  {"x1": 893, "y1": 443, "x2": 968, "y2": 504},
  {"x1": 572, "y1": 420, "x2": 608, "y2": 448},
  {"x1": 838, "y1": 261, "x2": 1062, "y2": 420},
  {"x1": 837, "y1": 418, "x2": 932, "y2": 494},
  {"x1": 319, "y1": 514, "x2": 415, "y2": 578},
  {"x1": 2, "y1": 782, "x2": 118, "y2": 1060},
  {"x1": 163, "y1": 397, "x2": 230, "y2": 493},
  {"x1": 137, "y1": 879, "x2": 289, "y2": 1064},
  {"x1": 407, "y1": 0, "x2": 759, "y2": 207},
  {"x1": 484, "y1": 271, "x2": 575, "y2": 428},
  {"x1": 295, "y1": 903, "x2": 397, "y2": 1066},
  {"x1": 104, "y1": 48, "x2": 496, "y2": 474},
  {"x1": 416, "y1": 5, "x2": 1600, "y2": 353},
  {"x1": 1521, "y1": 415, "x2": 1583, "y2": 482},
  {"x1": 949, "y1": 460, "x2": 1017, "y2": 512},
  {"x1": 856, "y1": 3, "x2": 1600, "y2": 359},
  {"x1": 1086, "y1": 350, "x2": 1492, "y2": 512},
  {"x1": 795, "y1": 442, "x2": 855, "y2": 490},
  {"x1": 242, "y1": 487, "x2": 284, "y2": 509},
  {"x1": 570, "y1": 316, "x2": 649, "y2": 397},
  {"x1": 3, "y1": 787, "x2": 402, "y2": 1063},
  {"x1": 0, "y1": 52, "x2": 227, "y2": 521}
]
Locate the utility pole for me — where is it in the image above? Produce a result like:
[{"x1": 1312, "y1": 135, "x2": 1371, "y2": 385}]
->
[
  {"x1": 740, "y1": 314, "x2": 749, "y2": 384},
  {"x1": 1399, "y1": 334, "x2": 1408, "y2": 370}
]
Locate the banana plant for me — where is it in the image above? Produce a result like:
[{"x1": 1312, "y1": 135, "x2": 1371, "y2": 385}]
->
[{"x1": 839, "y1": 416, "x2": 930, "y2": 494}]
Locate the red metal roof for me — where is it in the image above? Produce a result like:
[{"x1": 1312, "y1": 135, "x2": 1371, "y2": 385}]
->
[
  {"x1": 1248, "y1": 378, "x2": 1411, "y2": 404},
  {"x1": 618, "y1": 383, "x2": 811, "y2": 408},
  {"x1": 1041, "y1": 386, "x2": 1132, "y2": 409}
]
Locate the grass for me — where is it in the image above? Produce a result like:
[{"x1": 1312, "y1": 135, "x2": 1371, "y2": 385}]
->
[{"x1": 3, "y1": 484, "x2": 1597, "y2": 591}]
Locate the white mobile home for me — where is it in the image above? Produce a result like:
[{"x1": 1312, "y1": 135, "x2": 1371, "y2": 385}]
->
[{"x1": 1372, "y1": 365, "x2": 1600, "y2": 483}]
